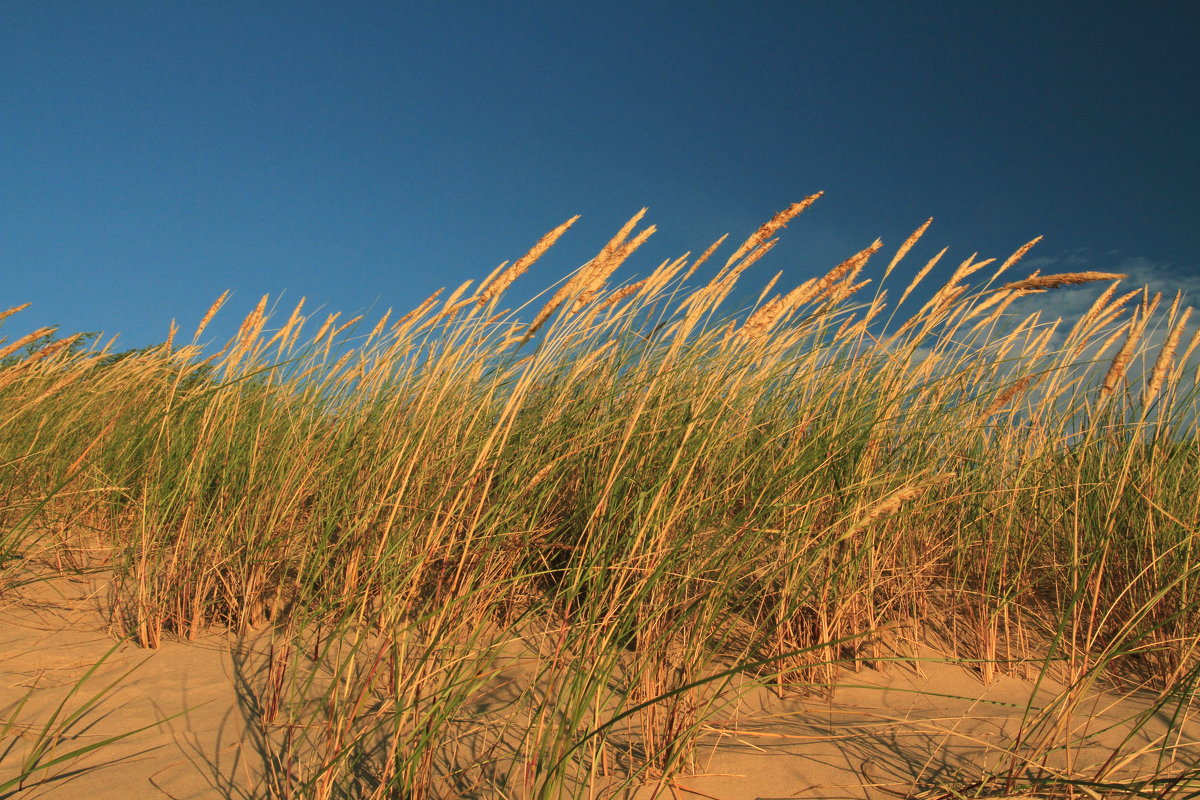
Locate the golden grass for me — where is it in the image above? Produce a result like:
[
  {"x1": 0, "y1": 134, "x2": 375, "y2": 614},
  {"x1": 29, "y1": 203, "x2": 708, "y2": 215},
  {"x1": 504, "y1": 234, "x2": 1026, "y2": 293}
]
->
[{"x1": 2, "y1": 197, "x2": 1199, "y2": 798}]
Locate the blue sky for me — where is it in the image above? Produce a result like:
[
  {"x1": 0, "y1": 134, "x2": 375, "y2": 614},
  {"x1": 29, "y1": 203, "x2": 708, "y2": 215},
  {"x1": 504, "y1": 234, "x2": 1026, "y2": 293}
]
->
[{"x1": 3, "y1": 2, "x2": 1198, "y2": 351}]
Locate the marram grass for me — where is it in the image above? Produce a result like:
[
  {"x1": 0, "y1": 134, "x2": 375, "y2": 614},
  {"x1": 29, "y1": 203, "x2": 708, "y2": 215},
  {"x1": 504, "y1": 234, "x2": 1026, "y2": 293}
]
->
[{"x1": 2, "y1": 196, "x2": 1199, "y2": 797}]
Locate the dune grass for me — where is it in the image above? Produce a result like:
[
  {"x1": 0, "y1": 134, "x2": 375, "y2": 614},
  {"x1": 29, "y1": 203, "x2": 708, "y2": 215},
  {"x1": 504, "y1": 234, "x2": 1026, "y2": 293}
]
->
[{"x1": 2, "y1": 196, "x2": 1199, "y2": 797}]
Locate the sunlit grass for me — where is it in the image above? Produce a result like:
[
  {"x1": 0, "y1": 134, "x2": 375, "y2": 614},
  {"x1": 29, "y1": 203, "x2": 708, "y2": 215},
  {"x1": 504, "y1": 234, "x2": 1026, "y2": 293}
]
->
[{"x1": 2, "y1": 195, "x2": 1199, "y2": 797}]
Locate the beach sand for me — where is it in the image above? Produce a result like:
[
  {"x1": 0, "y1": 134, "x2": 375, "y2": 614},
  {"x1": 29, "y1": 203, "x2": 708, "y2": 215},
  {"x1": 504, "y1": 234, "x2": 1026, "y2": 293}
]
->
[{"x1": 3, "y1": 574, "x2": 1194, "y2": 799}]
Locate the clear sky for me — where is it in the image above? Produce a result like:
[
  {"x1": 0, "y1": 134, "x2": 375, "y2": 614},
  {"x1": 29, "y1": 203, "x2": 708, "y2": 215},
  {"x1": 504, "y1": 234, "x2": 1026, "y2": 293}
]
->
[{"x1": 3, "y1": 2, "x2": 1198, "y2": 351}]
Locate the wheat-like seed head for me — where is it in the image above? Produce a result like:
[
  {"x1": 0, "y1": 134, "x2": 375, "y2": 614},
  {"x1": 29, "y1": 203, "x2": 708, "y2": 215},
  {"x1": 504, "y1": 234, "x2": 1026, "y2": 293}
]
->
[
  {"x1": 7, "y1": 332, "x2": 84, "y2": 373},
  {"x1": 393, "y1": 288, "x2": 444, "y2": 333},
  {"x1": 896, "y1": 247, "x2": 949, "y2": 309},
  {"x1": 963, "y1": 288, "x2": 1019, "y2": 323},
  {"x1": 312, "y1": 312, "x2": 340, "y2": 347},
  {"x1": 778, "y1": 278, "x2": 817, "y2": 310},
  {"x1": 631, "y1": 256, "x2": 686, "y2": 304},
  {"x1": 755, "y1": 271, "x2": 784, "y2": 307},
  {"x1": 1065, "y1": 283, "x2": 1140, "y2": 359},
  {"x1": 332, "y1": 315, "x2": 363, "y2": 339},
  {"x1": 1143, "y1": 300, "x2": 1190, "y2": 410},
  {"x1": 0, "y1": 303, "x2": 31, "y2": 327},
  {"x1": 1100, "y1": 308, "x2": 1152, "y2": 402},
  {"x1": 1001, "y1": 271, "x2": 1126, "y2": 292},
  {"x1": 523, "y1": 215, "x2": 656, "y2": 339},
  {"x1": 827, "y1": 278, "x2": 873, "y2": 306},
  {"x1": 477, "y1": 215, "x2": 580, "y2": 307},
  {"x1": 984, "y1": 376, "x2": 1041, "y2": 422},
  {"x1": 571, "y1": 224, "x2": 656, "y2": 313},
  {"x1": 234, "y1": 295, "x2": 269, "y2": 345},
  {"x1": 734, "y1": 295, "x2": 785, "y2": 342},
  {"x1": 680, "y1": 234, "x2": 728, "y2": 283},
  {"x1": 596, "y1": 279, "x2": 648, "y2": 312},
  {"x1": 266, "y1": 297, "x2": 308, "y2": 354},
  {"x1": 705, "y1": 237, "x2": 778, "y2": 303},
  {"x1": 722, "y1": 193, "x2": 822, "y2": 273},
  {"x1": 806, "y1": 240, "x2": 883, "y2": 306},
  {"x1": 0, "y1": 326, "x2": 57, "y2": 362},
  {"x1": 948, "y1": 253, "x2": 997, "y2": 286},
  {"x1": 194, "y1": 290, "x2": 231, "y2": 342},
  {"x1": 1075, "y1": 280, "x2": 1122, "y2": 332},
  {"x1": 988, "y1": 236, "x2": 1044, "y2": 285},
  {"x1": 1093, "y1": 322, "x2": 1133, "y2": 364},
  {"x1": 883, "y1": 218, "x2": 933, "y2": 281},
  {"x1": 362, "y1": 308, "x2": 391, "y2": 348},
  {"x1": 1173, "y1": 315, "x2": 1200, "y2": 386},
  {"x1": 842, "y1": 473, "x2": 955, "y2": 541}
]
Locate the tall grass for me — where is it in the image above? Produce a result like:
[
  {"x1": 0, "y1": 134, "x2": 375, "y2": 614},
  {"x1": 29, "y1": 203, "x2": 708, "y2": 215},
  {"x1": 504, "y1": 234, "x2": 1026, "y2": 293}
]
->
[{"x1": 2, "y1": 196, "x2": 1199, "y2": 796}]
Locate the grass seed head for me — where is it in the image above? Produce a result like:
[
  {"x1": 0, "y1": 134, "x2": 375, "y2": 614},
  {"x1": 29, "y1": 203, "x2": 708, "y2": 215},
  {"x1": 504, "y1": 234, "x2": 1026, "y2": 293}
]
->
[{"x1": 1001, "y1": 271, "x2": 1126, "y2": 292}]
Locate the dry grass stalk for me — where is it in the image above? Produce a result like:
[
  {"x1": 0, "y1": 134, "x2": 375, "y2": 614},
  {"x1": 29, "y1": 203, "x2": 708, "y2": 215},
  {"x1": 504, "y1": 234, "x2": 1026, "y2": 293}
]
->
[
  {"x1": 477, "y1": 215, "x2": 581, "y2": 306},
  {"x1": 0, "y1": 326, "x2": 57, "y2": 362},
  {"x1": 920, "y1": 256, "x2": 997, "y2": 319},
  {"x1": 948, "y1": 253, "x2": 997, "y2": 287},
  {"x1": 756, "y1": 271, "x2": 785, "y2": 306},
  {"x1": 706, "y1": 238, "x2": 779, "y2": 304},
  {"x1": 734, "y1": 295, "x2": 786, "y2": 342},
  {"x1": 1075, "y1": 281, "x2": 1122, "y2": 333},
  {"x1": 840, "y1": 293, "x2": 889, "y2": 340},
  {"x1": 963, "y1": 288, "x2": 1020, "y2": 324},
  {"x1": 1092, "y1": 288, "x2": 1143, "y2": 328},
  {"x1": 1099, "y1": 302, "x2": 1155, "y2": 402},
  {"x1": 235, "y1": 295, "x2": 270, "y2": 344},
  {"x1": 779, "y1": 278, "x2": 817, "y2": 309},
  {"x1": 842, "y1": 473, "x2": 954, "y2": 541},
  {"x1": 808, "y1": 240, "x2": 883, "y2": 305},
  {"x1": 883, "y1": 218, "x2": 933, "y2": 281},
  {"x1": 1093, "y1": 322, "x2": 1135, "y2": 364},
  {"x1": 1001, "y1": 271, "x2": 1126, "y2": 293},
  {"x1": 721, "y1": 193, "x2": 822, "y2": 273},
  {"x1": 896, "y1": 247, "x2": 948, "y2": 308},
  {"x1": 193, "y1": 290, "x2": 231, "y2": 342},
  {"x1": 928, "y1": 282, "x2": 969, "y2": 315},
  {"x1": 1065, "y1": 286, "x2": 1141, "y2": 361},
  {"x1": 571, "y1": 224, "x2": 656, "y2": 312},
  {"x1": 11, "y1": 333, "x2": 87, "y2": 372},
  {"x1": 362, "y1": 308, "x2": 391, "y2": 348},
  {"x1": 312, "y1": 312, "x2": 341, "y2": 347},
  {"x1": 827, "y1": 277, "x2": 872, "y2": 306},
  {"x1": 523, "y1": 212, "x2": 655, "y2": 340},
  {"x1": 1143, "y1": 300, "x2": 1190, "y2": 410},
  {"x1": 679, "y1": 234, "x2": 728, "y2": 283},
  {"x1": 1021, "y1": 319, "x2": 1057, "y2": 364},
  {"x1": 435, "y1": 280, "x2": 475, "y2": 318},
  {"x1": 1172, "y1": 317, "x2": 1200, "y2": 386},
  {"x1": 393, "y1": 288, "x2": 444, "y2": 334},
  {"x1": 0, "y1": 303, "x2": 31, "y2": 327},
  {"x1": 987, "y1": 236, "x2": 1044, "y2": 284},
  {"x1": 966, "y1": 290, "x2": 1049, "y2": 343},
  {"x1": 634, "y1": 255, "x2": 688, "y2": 303},
  {"x1": 596, "y1": 279, "x2": 648, "y2": 312},
  {"x1": 981, "y1": 374, "x2": 1041, "y2": 421},
  {"x1": 266, "y1": 298, "x2": 308, "y2": 353}
]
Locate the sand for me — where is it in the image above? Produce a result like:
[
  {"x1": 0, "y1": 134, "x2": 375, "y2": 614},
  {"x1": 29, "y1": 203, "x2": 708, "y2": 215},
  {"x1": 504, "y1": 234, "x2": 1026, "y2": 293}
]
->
[{"x1": 3, "y1": 574, "x2": 1196, "y2": 799}]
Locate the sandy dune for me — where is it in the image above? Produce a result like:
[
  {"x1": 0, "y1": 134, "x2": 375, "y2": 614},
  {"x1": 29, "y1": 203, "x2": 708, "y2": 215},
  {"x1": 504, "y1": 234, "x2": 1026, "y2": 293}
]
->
[{"x1": 3, "y1": 575, "x2": 1196, "y2": 799}]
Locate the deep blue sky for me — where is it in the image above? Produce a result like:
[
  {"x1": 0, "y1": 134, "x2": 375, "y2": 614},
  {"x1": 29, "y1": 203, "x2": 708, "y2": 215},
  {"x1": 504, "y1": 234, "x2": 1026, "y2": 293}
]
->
[{"x1": 3, "y1": 2, "x2": 1198, "y2": 351}]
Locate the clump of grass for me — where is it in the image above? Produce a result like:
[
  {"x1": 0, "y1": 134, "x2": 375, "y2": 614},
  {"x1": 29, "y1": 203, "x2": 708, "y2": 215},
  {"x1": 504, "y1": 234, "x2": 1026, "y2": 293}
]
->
[{"x1": 2, "y1": 195, "x2": 1199, "y2": 796}]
